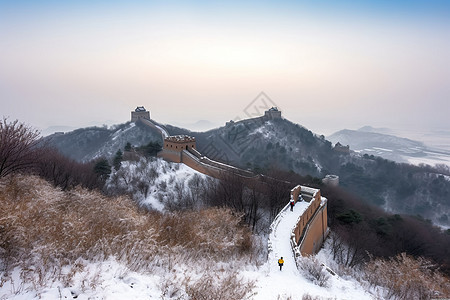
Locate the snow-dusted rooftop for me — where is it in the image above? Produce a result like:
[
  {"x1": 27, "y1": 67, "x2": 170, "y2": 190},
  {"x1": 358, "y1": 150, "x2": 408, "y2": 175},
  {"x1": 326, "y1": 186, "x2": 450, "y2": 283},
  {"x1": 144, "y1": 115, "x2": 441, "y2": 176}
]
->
[
  {"x1": 134, "y1": 106, "x2": 146, "y2": 112},
  {"x1": 164, "y1": 135, "x2": 195, "y2": 143}
]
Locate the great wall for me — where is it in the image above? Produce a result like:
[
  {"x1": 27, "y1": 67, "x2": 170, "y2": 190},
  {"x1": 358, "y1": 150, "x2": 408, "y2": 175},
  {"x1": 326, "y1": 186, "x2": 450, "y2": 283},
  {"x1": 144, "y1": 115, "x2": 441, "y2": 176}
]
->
[{"x1": 131, "y1": 106, "x2": 329, "y2": 257}]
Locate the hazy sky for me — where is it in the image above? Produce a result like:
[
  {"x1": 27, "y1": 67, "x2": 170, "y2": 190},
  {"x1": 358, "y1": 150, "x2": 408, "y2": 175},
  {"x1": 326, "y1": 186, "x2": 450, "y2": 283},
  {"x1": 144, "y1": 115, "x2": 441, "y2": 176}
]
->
[{"x1": 1, "y1": 0, "x2": 449, "y2": 135}]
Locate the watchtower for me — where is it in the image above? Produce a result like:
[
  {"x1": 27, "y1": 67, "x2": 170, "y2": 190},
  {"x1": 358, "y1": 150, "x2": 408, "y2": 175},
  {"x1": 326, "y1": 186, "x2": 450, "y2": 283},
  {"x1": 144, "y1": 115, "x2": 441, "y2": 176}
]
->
[
  {"x1": 159, "y1": 135, "x2": 196, "y2": 163},
  {"x1": 264, "y1": 107, "x2": 282, "y2": 120},
  {"x1": 131, "y1": 106, "x2": 150, "y2": 122},
  {"x1": 333, "y1": 142, "x2": 350, "y2": 154},
  {"x1": 163, "y1": 135, "x2": 196, "y2": 152}
]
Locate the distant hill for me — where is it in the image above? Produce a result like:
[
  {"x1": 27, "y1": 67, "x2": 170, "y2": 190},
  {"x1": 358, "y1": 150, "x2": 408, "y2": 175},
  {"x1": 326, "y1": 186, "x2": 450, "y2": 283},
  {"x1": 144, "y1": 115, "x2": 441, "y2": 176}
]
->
[
  {"x1": 172, "y1": 119, "x2": 219, "y2": 132},
  {"x1": 327, "y1": 129, "x2": 427, "y2": 164},
  {"x1": 327, "y1": 128, "x2": 450, "y2": 166},
  {"x1": 41, "y1": 125, "x2": 78, "y2": 137},
  {"x1": 357, "y1": 125, "x2": 392, "y2": 134}
]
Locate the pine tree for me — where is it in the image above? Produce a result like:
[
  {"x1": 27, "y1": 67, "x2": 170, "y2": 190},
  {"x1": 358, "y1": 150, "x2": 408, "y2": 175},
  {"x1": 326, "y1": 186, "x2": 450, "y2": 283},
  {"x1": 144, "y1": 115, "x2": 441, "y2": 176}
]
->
[
  {"x1": 113, "y1": 149, "x2": 123, "y2": 170},
  {"x1": 124, "y1": 142, "x2": 132, "y2": 152},
  {"x1": 94, "y1": 159, "x2": 111, "y2": 181}
]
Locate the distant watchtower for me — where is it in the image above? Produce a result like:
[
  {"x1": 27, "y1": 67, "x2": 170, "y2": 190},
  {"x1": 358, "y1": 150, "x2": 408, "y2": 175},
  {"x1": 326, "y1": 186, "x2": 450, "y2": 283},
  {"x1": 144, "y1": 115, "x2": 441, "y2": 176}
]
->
[
  {"x1": 131, "y1": 106, "x2": 150, "y2": 122},
  {"x1": 264, "y1": 107, "x2": 282, "y2": 120},
  {"x1": 333, "y1": 142, "x2": 350, "y2": 154}
]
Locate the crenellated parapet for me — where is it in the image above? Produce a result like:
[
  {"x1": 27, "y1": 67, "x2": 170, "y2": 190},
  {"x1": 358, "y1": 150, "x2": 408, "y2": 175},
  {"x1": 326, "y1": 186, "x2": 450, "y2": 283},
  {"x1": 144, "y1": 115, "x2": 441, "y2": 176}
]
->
[{"x1": 163, "y1": 135, "x2": 196, "y2": 152}]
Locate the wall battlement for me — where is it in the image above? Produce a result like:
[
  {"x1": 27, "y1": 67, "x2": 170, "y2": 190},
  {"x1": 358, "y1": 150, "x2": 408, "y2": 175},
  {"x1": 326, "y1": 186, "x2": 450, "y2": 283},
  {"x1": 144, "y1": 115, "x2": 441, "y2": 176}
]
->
[{"x1": 163, "y1": 135, "x2": 196, "y2": 153}]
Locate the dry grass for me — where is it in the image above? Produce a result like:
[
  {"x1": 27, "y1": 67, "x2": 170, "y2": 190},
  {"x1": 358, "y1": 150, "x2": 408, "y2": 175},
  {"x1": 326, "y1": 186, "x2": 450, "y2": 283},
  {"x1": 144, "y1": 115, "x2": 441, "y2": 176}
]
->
[
  {"x1": 297, "y1": 256, "x2": 330, "y2": 288},
  {"x1": 364, "y1": 253, "x2": 450, "y2": 299},
  {"x1": 0, "y1": 174, "x2": 257, "y2": 296},
  {"x1": 185, "y1": 272, "x2": 256, "y2": 300}
]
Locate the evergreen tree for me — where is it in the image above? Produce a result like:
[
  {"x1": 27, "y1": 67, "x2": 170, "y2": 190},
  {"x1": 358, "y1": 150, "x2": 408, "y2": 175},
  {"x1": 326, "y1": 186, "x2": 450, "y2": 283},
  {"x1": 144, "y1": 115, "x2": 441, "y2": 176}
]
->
[
  {"x1": 124, "y1": 142, "x2": 132, "y2": 152},
  {"x1": 137, "y1": 141, "x2": 162, "y2": 157},
  {"x1": 94, "y1": 159, "x2": 111, "y2": 181},
  {"x1": 113, "y1": 149, "x2": 123, "y2": 170}
]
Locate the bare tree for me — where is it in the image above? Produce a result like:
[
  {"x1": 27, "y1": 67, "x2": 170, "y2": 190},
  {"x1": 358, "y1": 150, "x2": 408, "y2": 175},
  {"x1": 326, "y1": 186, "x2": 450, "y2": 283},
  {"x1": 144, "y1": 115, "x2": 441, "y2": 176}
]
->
[
  {"x1": 37, "y1": 147, "x2": 100, "y2": 190},
  {"x1": 263, "y1": 174, "x2": 291, "y2": 222},
  {"x1": 0, "y1": 118, "x2": 41, "y2": 178}
]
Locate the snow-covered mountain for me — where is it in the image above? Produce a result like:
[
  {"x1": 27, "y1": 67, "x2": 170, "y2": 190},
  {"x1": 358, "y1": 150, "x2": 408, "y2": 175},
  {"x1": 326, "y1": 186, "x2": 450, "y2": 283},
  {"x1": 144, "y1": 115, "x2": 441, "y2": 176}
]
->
[
  {"x1": 327, "y1": 127, "x2": 450, "y2": 166},
  {"x1": 45, "y1": 121, "x2": 162, "y2": 162},
  {"x1": 45, "y1": 117, "x2": 450, "y2": 227}
]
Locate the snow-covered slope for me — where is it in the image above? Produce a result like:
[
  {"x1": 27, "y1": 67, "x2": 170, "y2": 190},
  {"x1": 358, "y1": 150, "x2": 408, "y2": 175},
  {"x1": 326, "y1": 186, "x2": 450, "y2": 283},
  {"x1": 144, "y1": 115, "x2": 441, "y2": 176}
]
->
[
  {"x1": 1, "y1": 178, "x2": 377, "y2": 300},
  {"x1": 106, "y1": 157, "x2": 208, "y2": 211}
]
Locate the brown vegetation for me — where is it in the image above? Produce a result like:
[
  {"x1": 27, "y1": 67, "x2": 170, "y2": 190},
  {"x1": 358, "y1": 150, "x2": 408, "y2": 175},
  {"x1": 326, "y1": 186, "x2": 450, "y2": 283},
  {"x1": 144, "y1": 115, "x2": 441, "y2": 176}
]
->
[
  {"x1": 364, "y1": 253, "x2": 450, "y2": 299},
  {"x1": 324, "y1": 185, "x2": 450, "y2": 275},
  {"x1": 0, "y1": 174, "x2": 257, "y2": 296},
  {"x1": 37, "y1": 147, "x2": 101, "y2": 190}
]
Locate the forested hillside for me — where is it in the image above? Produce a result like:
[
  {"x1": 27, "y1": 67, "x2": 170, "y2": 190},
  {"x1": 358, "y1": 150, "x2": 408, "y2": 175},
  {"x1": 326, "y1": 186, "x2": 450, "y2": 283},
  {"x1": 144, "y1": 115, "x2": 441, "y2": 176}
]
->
[
  {"x1": 167, "y1": 118, "x2": 450, "y2": 227},
  {"x1": 45, "y1": 121, "x2": 162, "y2": 162}
]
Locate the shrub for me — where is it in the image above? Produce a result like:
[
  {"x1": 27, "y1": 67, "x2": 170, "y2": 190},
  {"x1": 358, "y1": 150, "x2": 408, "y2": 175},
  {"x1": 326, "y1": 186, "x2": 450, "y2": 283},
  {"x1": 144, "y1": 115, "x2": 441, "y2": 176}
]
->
[
  {"x1": 297, "y1": 256, "x2": 330, "y2": 287},
  {"x1": 185, "y1": 272, "x2": 255, "y2": 300},
  {"x1": 364, "y1": 253, "x2": 450, "y2": 299}
]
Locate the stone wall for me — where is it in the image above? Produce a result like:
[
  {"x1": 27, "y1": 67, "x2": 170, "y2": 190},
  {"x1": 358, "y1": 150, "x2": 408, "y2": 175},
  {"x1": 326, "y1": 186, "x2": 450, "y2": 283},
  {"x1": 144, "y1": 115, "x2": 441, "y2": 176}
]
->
[
  {"x1": 290, "y1": 186, "x2": 329, "y2": 256},
  {"x1": 157, "y1": 149, "x2": 182, "y2": 163},
  {"x1": 299, "y1": 202, "x2": 328, "y2": 255},
  {"x1": 181, "y1": 150, "x2": 224, "y2": 178},
  {"x1": 292, "y1": 189, "x2": 321, "y2": 246}
]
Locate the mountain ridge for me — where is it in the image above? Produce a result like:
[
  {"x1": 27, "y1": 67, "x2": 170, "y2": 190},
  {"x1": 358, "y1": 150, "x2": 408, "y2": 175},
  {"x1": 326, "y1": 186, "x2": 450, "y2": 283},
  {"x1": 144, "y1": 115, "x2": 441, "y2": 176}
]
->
[{"x1": 46, "y1": 116, "x2": 450, "y2": 227}]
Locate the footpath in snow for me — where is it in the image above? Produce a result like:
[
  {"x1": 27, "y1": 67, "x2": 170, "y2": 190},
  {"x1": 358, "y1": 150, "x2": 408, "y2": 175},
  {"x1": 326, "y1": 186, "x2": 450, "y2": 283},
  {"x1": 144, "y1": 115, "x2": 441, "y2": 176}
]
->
[{"x1": 249, "y1": 200, "x2": 374, "y2": 300}]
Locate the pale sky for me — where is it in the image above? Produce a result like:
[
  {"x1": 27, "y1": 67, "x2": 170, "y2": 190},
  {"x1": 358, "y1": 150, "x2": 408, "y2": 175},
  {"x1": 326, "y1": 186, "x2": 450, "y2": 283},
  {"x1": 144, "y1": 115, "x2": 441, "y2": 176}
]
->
[{"x1": 1, "y1": 1, "x2": 449, "y2": 135}]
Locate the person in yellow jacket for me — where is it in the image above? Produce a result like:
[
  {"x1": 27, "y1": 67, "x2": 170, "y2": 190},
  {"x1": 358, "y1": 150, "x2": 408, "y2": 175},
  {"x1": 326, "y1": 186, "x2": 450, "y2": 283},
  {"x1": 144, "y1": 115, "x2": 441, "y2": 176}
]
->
[{"x1": 278, "y1": 257, "x2": 284, "y2": 271}]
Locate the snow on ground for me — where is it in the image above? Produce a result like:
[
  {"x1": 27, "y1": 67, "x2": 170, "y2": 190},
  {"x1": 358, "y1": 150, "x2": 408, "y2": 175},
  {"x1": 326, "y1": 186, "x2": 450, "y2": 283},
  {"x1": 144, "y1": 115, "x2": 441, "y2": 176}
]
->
[
  {"x1": 406, "y1": 154, "x2": 450, "y2": 167},
  {"x1": 153, "y1": 123, "x2": 169, "y2": 138},
  {"x1": 247, "y1": 201, "x2": 374, "y2": 300},
  {"x1": 140, "y1": 159, "x2": 207, "y2": 211},
  {"x1": 2, "y1": 160, "x2": 378, "y2": 299},
  {"x1": 111, "y1": 122, "x2": 135, "y2": 141},
  {"x1": 1, "y1": 259, "x2": 163, "y2": 300},
  {"x1": 372, "y1": 147, "x2": 393, "y2": 152},
  {"x1": 250, "y1": 123, "x2": 275, "y2": 139},
  {"x1": 107, "y1": 158, "x2": 208, "y2": 211}
]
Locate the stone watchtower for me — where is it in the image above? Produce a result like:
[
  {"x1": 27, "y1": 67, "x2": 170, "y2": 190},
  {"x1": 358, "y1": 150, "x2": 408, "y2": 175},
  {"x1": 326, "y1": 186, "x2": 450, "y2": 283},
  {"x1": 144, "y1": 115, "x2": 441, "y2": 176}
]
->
[
  {"x1": 264, "y1": 107, "x2": 282, "y2": 120},
  {"x1": 333, "y1": 142, "x2": 350, "y2": 154},
  {"x1": 164, "y1": 135, "x2": 196, "y2": 152},
  {"x1": 131, "y1": 106, "x2": 150, "y2": 122},
  {"x1": 159, "y1": 135, "x2": 196, "y2": 163}
]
